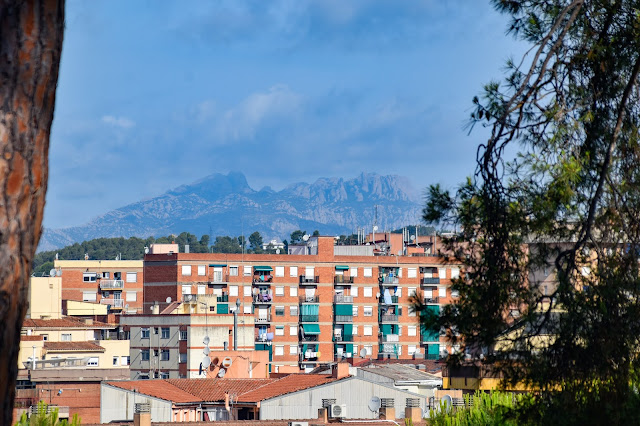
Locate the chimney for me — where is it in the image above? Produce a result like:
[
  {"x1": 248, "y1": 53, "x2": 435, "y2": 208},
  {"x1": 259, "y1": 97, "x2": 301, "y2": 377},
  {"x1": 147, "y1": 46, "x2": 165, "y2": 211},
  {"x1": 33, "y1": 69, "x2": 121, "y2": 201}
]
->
[
  {"x1": 185, "y1": 244, "x2": 190, "y2": 253},
  {"x1": 332, "y1": 361, "x2": 350, "y2": 379},
  {"x1": 133, "y1": 403, "x2": 151, "y2": 426},
  {"x1": 152, "y1": 304, "x2": 159, "y2": 315}
]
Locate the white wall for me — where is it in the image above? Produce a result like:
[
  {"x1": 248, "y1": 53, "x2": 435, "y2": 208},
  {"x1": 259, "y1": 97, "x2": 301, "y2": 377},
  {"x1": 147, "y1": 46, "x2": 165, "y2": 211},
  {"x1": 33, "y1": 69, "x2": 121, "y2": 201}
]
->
[{"x1": 100, "y1": 384, "x2": 172, "y2": 423}]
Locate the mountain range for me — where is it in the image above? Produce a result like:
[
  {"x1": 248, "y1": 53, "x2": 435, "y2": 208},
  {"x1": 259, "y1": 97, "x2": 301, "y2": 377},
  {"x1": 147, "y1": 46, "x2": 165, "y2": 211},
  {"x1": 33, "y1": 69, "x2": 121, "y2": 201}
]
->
[{"x1": 38, "y1": 172, "x2": 423, "y2": 251}]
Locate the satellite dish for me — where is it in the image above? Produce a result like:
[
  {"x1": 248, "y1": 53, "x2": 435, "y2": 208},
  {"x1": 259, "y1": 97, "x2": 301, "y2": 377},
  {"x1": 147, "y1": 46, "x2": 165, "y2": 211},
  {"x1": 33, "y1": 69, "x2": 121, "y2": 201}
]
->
[
  {"x1": 166, "y1": 297, "x2": 172, "y2": 304},
  {"x1": 202, "y1": 356, "x2": 211, "y2": 370},
  {"x1": 212, "y1": 357, "x2": 219, "y2": 366},
  {"x1": 203, "y1": 346, "x2": 211, "y2": 355},
  {"x1": 359, "y1": 348, "x2": 367, "y2": 358},
  {"x1": 302, "y1": 234, "x2": 310, "y2": 241},
  {"x1": 217, "y1": 369, "x2": 226, "y2": 378},
  {"x1": 410, "y1": 235, "x2": 416, "y2": 241},
  {"x1": 368, "y1": 396, "x2": 381, "y2": 412},
  {"x1": 373, "y1": 225, "x2": 379, "y2": 232},
  {"x1": 56, "y1": 269, "x2": 62, "y2": 277},
  {"x1": 144, "y1": 246, "x2": 149, "y2": 254},
  {"x1": 221, "y1": 357, "x2": 233, "y2": 368},
  {"x1": 203, "y1": 336, "x2": 210, "y2": 345},
  {"x1": 441, "y1": 394, "x2": 452, "y2": 411},
  {"x1": 276, "y1": 249, "x2": 280, "y2": 254},
  {"x1": 49, "y1": 269, "x2": 56, "y2": 277}
]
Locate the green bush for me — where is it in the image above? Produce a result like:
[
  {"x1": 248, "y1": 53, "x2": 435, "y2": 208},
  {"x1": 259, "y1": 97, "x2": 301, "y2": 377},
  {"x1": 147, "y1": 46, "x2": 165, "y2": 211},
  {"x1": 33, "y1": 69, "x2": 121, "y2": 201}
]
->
[{"x1": 15, "y1": 401, "x2": 80, "y2": 426}]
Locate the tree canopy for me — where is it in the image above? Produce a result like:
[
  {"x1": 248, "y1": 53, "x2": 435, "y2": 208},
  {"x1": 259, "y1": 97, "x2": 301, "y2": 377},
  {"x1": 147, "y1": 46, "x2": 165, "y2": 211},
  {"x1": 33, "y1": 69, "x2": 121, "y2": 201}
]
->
[{"x1": 421, "y1": 0, "x2": 640, "y2": 423}]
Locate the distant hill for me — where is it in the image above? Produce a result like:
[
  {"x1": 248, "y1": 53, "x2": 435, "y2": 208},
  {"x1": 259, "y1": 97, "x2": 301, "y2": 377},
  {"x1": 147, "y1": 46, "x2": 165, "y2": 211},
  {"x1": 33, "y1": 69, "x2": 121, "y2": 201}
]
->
[{"x1": 38, "y1": 172, "x2": 423, "y2": 251}]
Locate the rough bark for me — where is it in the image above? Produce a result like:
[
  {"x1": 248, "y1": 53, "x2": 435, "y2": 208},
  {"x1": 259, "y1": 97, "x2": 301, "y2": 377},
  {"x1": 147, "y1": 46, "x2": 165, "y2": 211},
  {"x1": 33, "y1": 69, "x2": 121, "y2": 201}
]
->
[{"x1": 0, "y1": 0, "x2": 64, "y2": 422}]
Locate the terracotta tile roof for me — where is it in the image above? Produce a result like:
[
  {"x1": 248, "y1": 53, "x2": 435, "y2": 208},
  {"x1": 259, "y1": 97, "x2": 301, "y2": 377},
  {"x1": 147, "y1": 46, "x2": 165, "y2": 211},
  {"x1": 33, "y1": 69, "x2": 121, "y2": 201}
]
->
[
  {"x1": 107, "y1": 380, "x2": 198, "y2": 403},
  {"x1": 166, "y1": 378, "x2": 274, "y2": 402},
  {"x1": 44, "y1": 341, "x2": 105, "y2": 352},
  {"x1": 23, "y1": 316, "x2": 115, "y2": 329},
  {"x1": 237, "y1": 374, "x2": 339, "y2": 403},
  {"x1": 21, "y1": 335, "x2": 44, "y2": 341},
  {"x1": 160, "y1": 301, "x2": 181, "y2": 314}
]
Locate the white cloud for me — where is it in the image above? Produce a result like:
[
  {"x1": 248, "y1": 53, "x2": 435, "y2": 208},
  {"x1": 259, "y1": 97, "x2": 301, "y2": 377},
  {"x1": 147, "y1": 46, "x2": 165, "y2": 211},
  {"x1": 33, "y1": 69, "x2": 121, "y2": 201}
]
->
[{"x1": 102, "y1": 115, "x2": 135, "y2": 129}]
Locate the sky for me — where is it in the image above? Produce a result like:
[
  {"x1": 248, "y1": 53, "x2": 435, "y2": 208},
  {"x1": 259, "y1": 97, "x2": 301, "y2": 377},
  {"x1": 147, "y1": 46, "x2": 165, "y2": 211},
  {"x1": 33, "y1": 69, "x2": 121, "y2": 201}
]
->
[{"x1": 45, "y1": 0, "x2": 525, "y2": 229}]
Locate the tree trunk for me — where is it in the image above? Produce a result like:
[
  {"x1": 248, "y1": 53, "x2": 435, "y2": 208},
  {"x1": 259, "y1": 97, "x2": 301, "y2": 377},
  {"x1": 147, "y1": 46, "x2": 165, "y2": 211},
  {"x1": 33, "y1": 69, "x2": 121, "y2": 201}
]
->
[{"x1": 0, "y1": 0, "x2": 64, "y2": 422}]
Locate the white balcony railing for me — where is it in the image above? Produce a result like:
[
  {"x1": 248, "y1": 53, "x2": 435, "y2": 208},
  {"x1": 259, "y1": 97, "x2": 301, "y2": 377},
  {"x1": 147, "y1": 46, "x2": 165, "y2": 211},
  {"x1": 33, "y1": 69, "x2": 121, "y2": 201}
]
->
[
  {"x1": 99, "y1": 279, "x2": 124, "y2": 290},
  {"x1": 100, "y1": 298, "x2": 124, "y2": 308}
]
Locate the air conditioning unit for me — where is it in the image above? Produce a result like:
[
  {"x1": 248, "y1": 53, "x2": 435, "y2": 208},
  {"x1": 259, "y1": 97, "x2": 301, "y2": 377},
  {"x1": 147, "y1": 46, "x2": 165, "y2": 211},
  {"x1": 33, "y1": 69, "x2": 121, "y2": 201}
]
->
[
  {"x1": 329, "y1": 404, "x2": 346, "y2": 418},
  {"x1": 289, "y1": 422, "x2": 308, "y2": 426}
]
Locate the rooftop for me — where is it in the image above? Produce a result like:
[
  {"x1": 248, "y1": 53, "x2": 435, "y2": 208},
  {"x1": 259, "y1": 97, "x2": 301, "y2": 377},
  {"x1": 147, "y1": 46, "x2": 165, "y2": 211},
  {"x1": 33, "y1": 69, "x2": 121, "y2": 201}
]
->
[
  {"x1": 44, "y1": 341, "x2": 105, "y2": 352},
  {"x1": 360, "y1": 363, "x2": 441, "y2": 382},
  {"x1": 23, "y1": 316, "x2": 115, "y2": 330}
]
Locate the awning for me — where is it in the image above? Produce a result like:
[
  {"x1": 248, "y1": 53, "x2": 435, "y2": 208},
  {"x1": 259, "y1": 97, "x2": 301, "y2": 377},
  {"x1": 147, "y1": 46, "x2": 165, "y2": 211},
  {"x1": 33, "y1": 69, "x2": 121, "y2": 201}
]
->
[
  {"x1": 334, "y1": 304, "x2": 352, "y2": 316},
  {"x1": 209, "y1": 264, "x2": 227, "y2": 267},
  {"x1": 335, "y1": 265, "x2": 349, "y2": 271},
  {"x1": 253, "y1": 266, "x2": 273, "y2": 272},
  {"x1": 302, "y1": 324, "x2": 321, "y2": 335}
]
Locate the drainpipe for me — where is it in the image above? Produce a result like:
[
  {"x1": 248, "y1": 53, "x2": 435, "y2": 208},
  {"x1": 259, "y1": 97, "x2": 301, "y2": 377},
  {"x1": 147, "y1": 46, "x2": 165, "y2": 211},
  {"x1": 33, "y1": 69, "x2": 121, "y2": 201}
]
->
[{"x1": 233, "y1": 299, "x2": 241, "y2": 350}]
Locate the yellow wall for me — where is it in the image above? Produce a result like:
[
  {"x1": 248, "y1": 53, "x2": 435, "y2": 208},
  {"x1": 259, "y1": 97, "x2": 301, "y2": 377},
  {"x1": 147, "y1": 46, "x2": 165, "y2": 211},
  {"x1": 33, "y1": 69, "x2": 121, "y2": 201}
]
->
[
  {"x1": 28, "y1": 277, "x2": 62, "y2": 319},
  {"x1": 18, "y1": 339, "x2": 130, "y2": 369},
  {"x1": 66, "y1": 300, "x2": 107, "y2": 316}
]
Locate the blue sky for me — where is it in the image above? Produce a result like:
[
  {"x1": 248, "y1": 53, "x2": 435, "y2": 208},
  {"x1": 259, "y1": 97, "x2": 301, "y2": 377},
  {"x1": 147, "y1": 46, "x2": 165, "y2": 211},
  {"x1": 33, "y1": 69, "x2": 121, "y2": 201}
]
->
[{"x1": 46, "y1": 0, "x2": 524, "y2": 229}]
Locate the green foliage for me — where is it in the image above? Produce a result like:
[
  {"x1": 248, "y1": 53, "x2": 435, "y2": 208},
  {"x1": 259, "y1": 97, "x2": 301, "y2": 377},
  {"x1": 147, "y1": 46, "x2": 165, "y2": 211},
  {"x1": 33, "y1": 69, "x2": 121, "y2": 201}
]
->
[
  {"x1": 289, "y1": 229, "x2": 306, "y2": 244},
  {"x1": 15, "y1": 401, "x2": 81, "y2": 426},
  {"x1": 249, "y1": 231, "x2": 264, "y2": 254},
  {"x1": 420, "y1": 0, "x2": 640, "y2": 424},
  {"x1": 312, "y1": 230, "x2": 320, "y2": 236},
  {"x1": 390, "y1": 224, "x2": 436, "y2": 236},
  {"x1": 210, "y1": 236, "x2": 243, "y2": 253},
  {"x1": 335, "y1": 234, "x2": 358, "y2": 245},
  {"x1": 428, "y1": 392, "x2": 519, "y2": 426}
]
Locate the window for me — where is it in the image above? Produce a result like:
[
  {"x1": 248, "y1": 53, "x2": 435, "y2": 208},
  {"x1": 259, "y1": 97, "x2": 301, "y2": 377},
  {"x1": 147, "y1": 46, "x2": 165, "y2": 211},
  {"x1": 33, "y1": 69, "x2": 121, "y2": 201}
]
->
[
  {"x1": 439, "y1": 287, "x2": 447, "y2": 298},
  {"x1": 243, "y1": 286, "x2": 251, "y2": 297},
  {"x1": 406, "y1": 325, "x2": 417, "y2": 338},
  {"x1": 452, "y1": 289, "x2": 460, "y2": 298},
  {"x1": 113, "y1": 356, "x2": 119, "y2": 366},
  {"x1": 396, "y1": 287, "x2": 402, "y2": 297},
  {"x1": 364, "y1": 325, "x2": 373, "y2": 336},
  {"x1": 352, "y1": 306, "x2": 358, "y2": 317},
  {"x1": 61, "y1": 333, "x2": 71, "y2": 341},
  {"x1": 290, "y1": 266, "x2": 298, "y2": 277},
  {"x1": 305, "y1": 266, "x2": 315, "y2": 278},
  {"x1": 275, "y1": 306, "x2": 285, "y2": 316},
  {"x1": 364, "y1": 287, "x2": 372, "y2": 298},
  {"x1": 275, "y1": 286, "x2": 284, "y2": 297},
  {"x1": 409, "y1": 306, "x2": 416, "y2": 317},
  {"x1": 274, "y1": 345, "x2": 284, "y2": 356},
  {"x1": 364, "y1": 306, "x2": 373, "y2": 317},
  {"x1": 161, "y1": 327, "x2": 170, "y2": 339},
  {"x1": 87, "y1": 357, "x2": 99, "y2": 367},
  {"x1": 408, "y1": 345, "x2": 417, "y2": 356},
  {"x1": 289, "y1": 345, "x2": 298, "y2": 355},
  {"x1": 353, "y1": 325, "x2": 358, "y2": 335},
  {"x1": 230, "y1": 266, "x2": 238, "y2": 276},
  {"x1": 275, "y1": 266, "x2": 285, "y2": 277},
  {"x1": 290, "y1": 305, "x2": 298, "y2": 316},
  {"x1": 364, "y1": 345, "x2": 373, "y2": 356},
  {"x1": 290, "y1": 286, "x2": 298, "y2": 297},
  {"x1": 141, "y1": 328, "x2": 150, "y2": 339},
  {"x1": 275, "y1": 326, "x2": 284, "y2": 336},
  {"x1": 351, "y1": 268, "x2": 358, "y2": 277},
  {"x1": 160, "y1": 372, "x2": 169, "y2": 379},
  {"x1": 41, "y1": 334, "x2": 48, "y2": 341},
  {"x1": 243, "y1": 266, "x2": 251, "y2": 276},
  {"x1": 154, "y1": 327, "x2": 159, "y2": 335},
  {"x1": 126, "y1": 291, "x2": 137, "y2": 302},
  {"x1": 290, "y1": 325, "x2": 297, "y2": 336},
  {"x1": 407, "y1": 287, "x2": 416, "y2": 297},
  {"x1": 408, "y1": 268, "x2": 417, "y2": 278},
  {"x1": 181, "y1": 285, "x2": 191, "y2": 295},
  {"x1": 82, "y1": 292, "x2": 96, "y2": 302},
  {"x1": 126, "y1": 272, "x2": 137, "y2": 283},
  {"x1": 243, "y1": 305, "x2": 252, "y2": 314},
  {"x1": 439, "y1": 268, "x2": 446, "y2": 279},
  {"x1": 230, "y1": 285, "x2": 239, "y2": 297},
  {"x1": 121, "y1": 356, "x2": 130, "y2": 366},
  {"x1": 451, "y1": 267, "x2": 460, "y2": 279},
  {"x1": 181, "y1": 265, "x2": 192, "y2": 276},
  {"x1": 179, "y1": 330, "x2": 187, "y2": 341},
  {"x1": 102, "y1": 272, "x2": 110, "y2": 279},
  {"x1": 83, "y1": 272, "x2": 97, "y2": 282},
  {"x1": 364, "y1": 267, "x2": 372, "y2": 277},
  {"x1": 161, "y1": 350, "x2": 170, "y2": 361},
  {"x1": 352, "y1": 286, "x2": 358, "y2": 297},
  {"x1": 153, "y1": 349, "x2": 159, "y2": 357},
  {"x1": 197, "y1": 265, "x2": 206, "y2": 276},
  {"x1": 179, "y1": 353, "x2": 187, "y2": 363},
  {"x1": 197, "y1": 284, "x2": 206, "y2": 295}
]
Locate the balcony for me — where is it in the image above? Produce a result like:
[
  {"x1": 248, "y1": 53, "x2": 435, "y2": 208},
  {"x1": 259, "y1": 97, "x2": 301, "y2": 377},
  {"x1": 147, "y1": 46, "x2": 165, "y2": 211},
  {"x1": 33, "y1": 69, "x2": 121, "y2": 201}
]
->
[
  {"x1": 379, "y1": 295, "x2": 399, "y2": 304},
  {"x1": 424, "y1": 297, "x2": 440, "y2": 304},
  {"x1": 335, "y1": 352, "x2": 353, "y2": 360},
  {"x1": 334, "y1": 294, "x2": 354, "y2": 304},
  {"x1": 100, "y1": 279, "x2": 124, "y2": 290},
  {"x1": 253, "y1": 291, "x2": 273, "y2": 304},
  {"x1": 303, "y1": 350, "x2": 320, "y2": 360},
  {"x1": 299, "y1": 275, "x2": 319, "y2": 284},
  {"x1": 379, "y1": 314, "x2": 398, "y2": 322},
  {"x1": 379, "y1": 276, "x2": 399, "y2": 285},
  {"x1": 255, "y1": 313, "x2": 272, "y2": 324},
  {"x1": 334, "y1": 276, "x2": 354, "y2": 284},
  {"x1": 209, "y1": 274, "x2": 229, "y2": 285},
  {"x1": 334, "y1": 315, "x2": 353, "y2": 323},
  {"x1": 422, "y1": 277, "x2": 440, "y2": 285},
  {"x1": 333, "y1": 334, "x2": 353, "y2": 342},
  {"x1": 255, "y1": 332, "x2": 273, "y2": 342},
  {"x1": 100, "y1": 298, "x2": 124, "y2": 309},
  {"x1": 217, "y1": 294, "x2": 229, "y2": 302},
  {"x1": 300, "y1": 314, "x2": 319, "y2": 322},
  {"x1": 380, "y1": 334, "x2": 399, "y2": 343},
  {"x1": 300, "y1": 334, "x2": 319, "y2": 342},
  {"x1": 29, "y1": 405, "x2": 69, "y2": 419},
  {"x1": 299, "y1": 295, "x2": 320, "y2": 303},
  {"x1": 378, "y1": 343, "x2": 400, "y2": 356},
  {"x1": 252, "y1": 276, "x2": 273, "y2": 285}
]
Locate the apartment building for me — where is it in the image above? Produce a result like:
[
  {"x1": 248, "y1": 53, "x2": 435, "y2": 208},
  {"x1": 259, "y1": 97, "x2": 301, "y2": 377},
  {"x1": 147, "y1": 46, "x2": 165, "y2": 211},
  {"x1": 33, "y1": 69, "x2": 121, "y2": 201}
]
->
[
  {"x1": 54, "y1": 259, "x2": 144, "y2": 316},
  {"x1": 143, "y1": 236, "x2": 461, "y2": 373}
]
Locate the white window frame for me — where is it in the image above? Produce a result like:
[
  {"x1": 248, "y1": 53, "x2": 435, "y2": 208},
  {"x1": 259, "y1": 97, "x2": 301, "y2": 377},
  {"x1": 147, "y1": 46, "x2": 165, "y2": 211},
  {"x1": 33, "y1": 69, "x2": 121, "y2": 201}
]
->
[
  {"x1": 439, "y1": 268, "x2": 447, "y2": 279},
  {"x1": 408, "y1": 325, "x2": 417, "y2": 336},
  {"x1": 408, "y1": 287, "x2": 417, "y2": 297},
  {"x1": 352, "y1": 306, "x2": 358, "y2": 317},
  {"x1": 126, "y1": 272, "x2": 137, "y2": 283},
  {"x1": 363, "y1": 326, "x2": 373, "y2": 336},
  {"x1": 290, "y1": 286, "x2": 298, "y2": 297},
  {"x1": 126, "y1": 291, "x2": 137, "y2": 302},
  {"x1": 243, "y1": 266, "x2": 251, "y2": 276},
  {"x1": 275, "y1": 266, "x2": 285, "y2": 277},
  {"x1": 364, "y1": 267, "x2": 372, "y2": 277},
  {"x1": 274, "y1": 345, "x2": 284, "y2": 356},
  {"x1": 181, "y1": 285, "x2": 191, "y2": 295},
  {"x1": 197, "y1": 285, "x2": 206, "y2": 295},
  {"x1": 352, "y1": 286, "x2": 358, "y2": 297},
  {"x1": 230, "y1": 266, "x2": 238, "y2": 276},
  {"x1": 243, "y1": 286, "x2": 251, "y2": 297},
  {"x1": 290, "y1": 305, "x2": 298, "y2": 316},
  {"x1": 243, "y1": 305, "x2": 252, "y2": 314},
  {"x1": 364, "y1": 287, "x2": 372, "y2": 298},
  {"x1": 451, "y1": 267, "x2": 460, "y2": 279},
  {"x1": 83, "y1": 292, "x2": 97, "y2": 302},
  {"x1": 197, "y1": 265, "x2": 206, "y2": 276},
  {"x1": 229, "y1": 285, "x2": 239, "y2": 297},
  {"x1": 275, "y1": 326, "x2": 284, "y2": 336},
  {"x1": 364, "y1": 306, "x2": 373, "y2": 317},
  {"x1": 275, "y1": 286, "x2": 284, "y2": 297},
  {"x1": 408, "y1": 268, "x2": 417, "y2": 278},
  {"x1": 289, "y1": 325, "x2": 297, "y2": 336},
  {"x1": 289, "y1": 345, "x2": 297, "y2": 355},
  {"x1": 181, "y1": 265, "x2": 191, "y2": 276},
  {"x1": 439, "y1": 287, "x2": 447, "y2": 298},
  {"x1": 290, "y1": 266, "x2": 298, "y2": 277}
]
